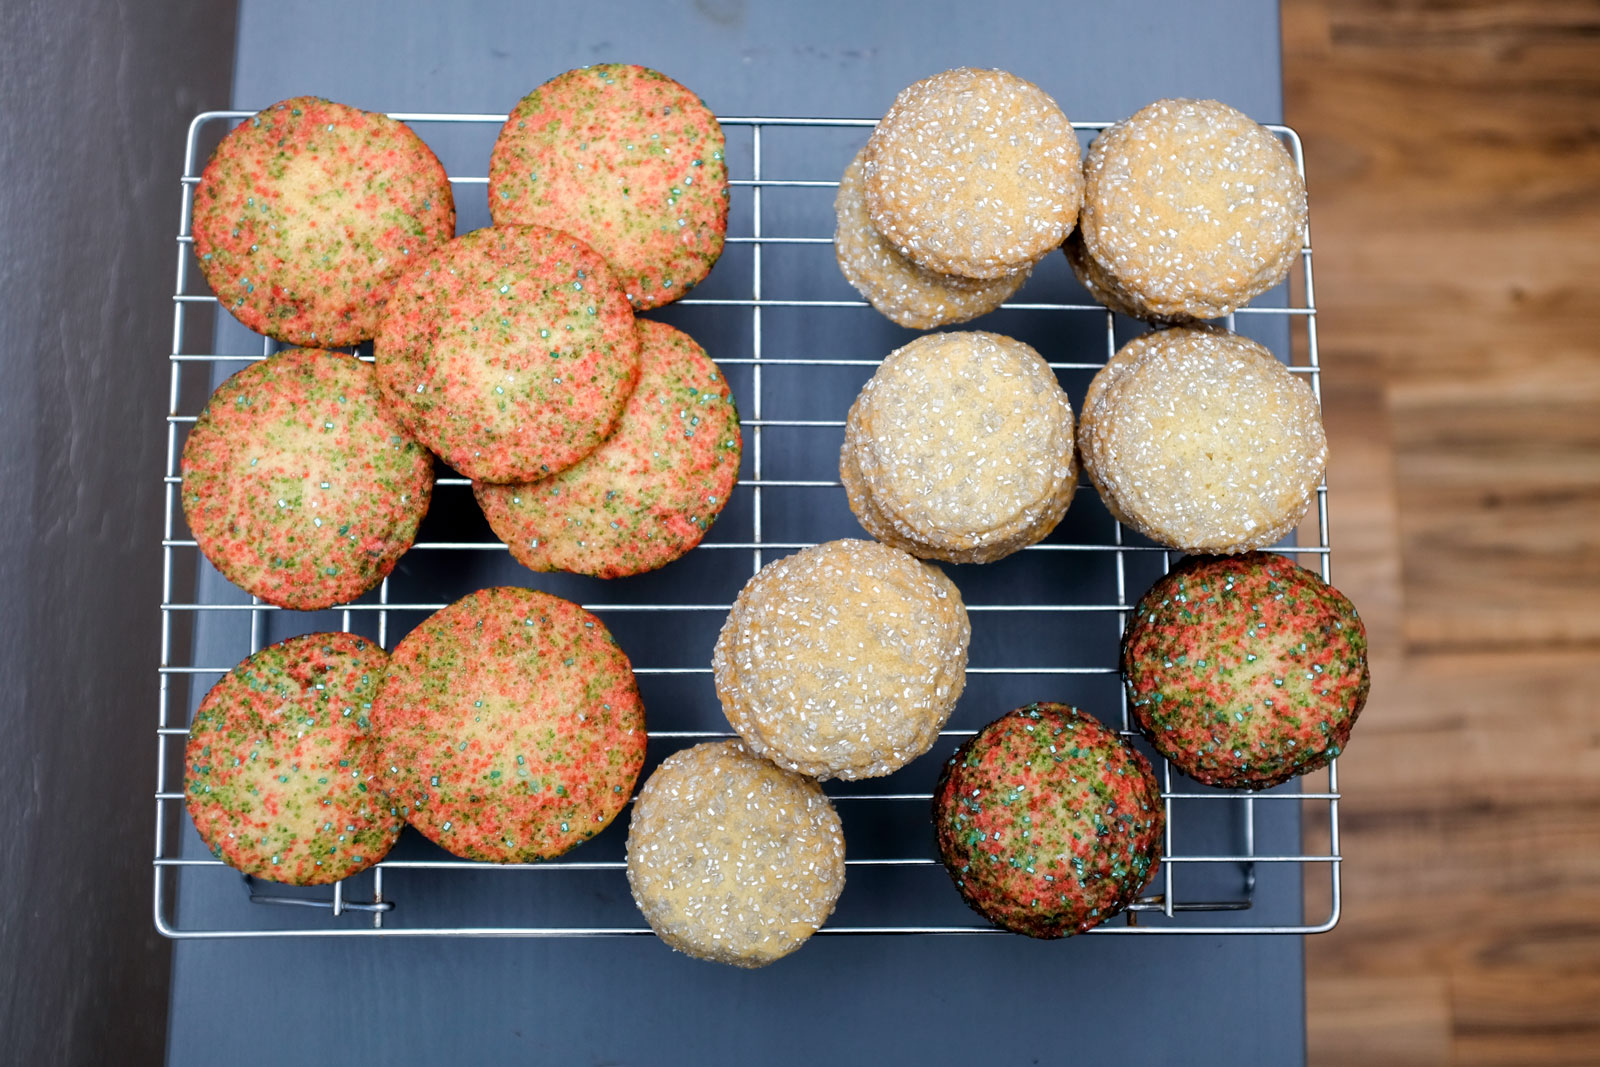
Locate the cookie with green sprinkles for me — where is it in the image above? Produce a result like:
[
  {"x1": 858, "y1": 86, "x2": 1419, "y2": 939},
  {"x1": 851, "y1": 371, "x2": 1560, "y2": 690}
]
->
[
  {"x1": 474, "y1": 319, "x2": 741, "y2": 578},
  {"x1": 180, "y1": 347, "x2": 434, "y2": 611},
  {"x1": 372, "y1": 586, "x2": 646, "y2": 864},
  {"x1": 184, "y1": 632, "x2": 402, "y2": 885},
  {"x1": 374, "y1": 225, "x2": 641, "y2": 483},
  {"x1": 1122, "y1": 552, "x2": 1370, "y2": 789},
  {"x1": 488, "y1": 64, "x2": 729, "y2": 310},
  {"x1": 192, "y1": 96, "x2": 456, "y2": 347},
  {"x1": 933, "y1": 703, "x2": 1163, "y2": 938}
]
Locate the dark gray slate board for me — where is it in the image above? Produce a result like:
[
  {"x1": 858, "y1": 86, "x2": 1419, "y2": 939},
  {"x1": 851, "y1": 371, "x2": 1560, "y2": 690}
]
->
[{"x1": 167, "y1": 2, "x2": 1307, "y2": 1063}]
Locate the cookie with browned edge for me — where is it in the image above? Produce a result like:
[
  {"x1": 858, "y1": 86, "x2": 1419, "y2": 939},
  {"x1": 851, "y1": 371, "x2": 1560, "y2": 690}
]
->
[
  {"x1": 713, "y1": 539, "x2": 970, "y2": 781},
  {"x1": 1122, "y1": 552, "x2": 1370, "y2": 789},
  {"x1": 840, "y1": 331, "x2": 1076, "y2": 563},
  {"x1": 933, "y1": 703, "x2": 1163, "y2": 937},
  {"x1": 1077, "y1": 326, "x2": 1326, "y2": 554},
  {"x1": 834, "y1": 149, "x2": 1028, "y2": 329},
  {"x1": 1068, "y1": 98, "x2": 1307, "y2": 322},
  {"x1": 864, "y1": 68, "x2": 1082, "y2": 280}
]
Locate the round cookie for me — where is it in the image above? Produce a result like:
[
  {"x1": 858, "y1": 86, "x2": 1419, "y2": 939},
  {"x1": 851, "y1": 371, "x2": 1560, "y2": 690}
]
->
[
  {"x1": 489, "y1": 64, "x2": 729, "y2": 310},
  {"x1": 373, "y1": 586, "x2": 646, "y2": 863},
  {"x1": 1070, "y1": 98, "x2": 1308, "y2": 322},
  {"x1": 181, "y1": 347, "x2": 434, "y2": 610},
  {"x1": 864, "y1": 68, "x2": 1082, "y2": 280},
  {"x1": 375, "y1": 225, "x2": 641, "y2": 484},
  {"x1": 474, "y1": 319, "x2": 741, "y2": 578},
  {"x1": 834, "y1": 149, "x2": 1028, "y2": 329},
  {"x1": 840, "y1": 331, "x2": 1076, "y2": 563},
  {"x1": 626, "y1": 740, "x2": 846, "y2": 968},
  {"x1": 185, "y1": 632, "x2": 402, "y2": 885},
  {"x1": 1078, "y1": 326, "x2": 1326, "y2": 553},
  {"x1": 192, "y1": 96, "x2": 456, "y2": 347},
  {"x1": 1123, "y1": 553, "x2": 1370, "y2": 789},
  {"x1": 933, "y1": 703, "x2": 1163, "y2": 937},
  {"x1": 712, "y1": 539, "x2": 970, "y2": 781}
]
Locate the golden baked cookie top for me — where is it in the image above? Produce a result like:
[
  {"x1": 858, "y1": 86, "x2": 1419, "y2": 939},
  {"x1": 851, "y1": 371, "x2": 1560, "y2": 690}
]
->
[{"x1": 864, "y1": 68, "x2": 1082, "y2": 280}]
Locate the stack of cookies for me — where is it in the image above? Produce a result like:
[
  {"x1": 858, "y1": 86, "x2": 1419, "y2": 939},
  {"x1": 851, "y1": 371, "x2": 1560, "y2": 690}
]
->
[{"x1": 835, "y1": 68, "x2": 1083, "y2": 328}]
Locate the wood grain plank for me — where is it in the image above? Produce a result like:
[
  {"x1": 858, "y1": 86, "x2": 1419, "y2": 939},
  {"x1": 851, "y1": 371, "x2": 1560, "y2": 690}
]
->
[{"x1": 1284, "y1": 0, "x2": 1600, "y2": 1063}]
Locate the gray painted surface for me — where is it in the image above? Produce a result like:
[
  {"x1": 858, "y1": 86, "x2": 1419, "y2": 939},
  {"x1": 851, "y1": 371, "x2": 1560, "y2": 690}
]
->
[
  {"x1": 0, "y1": 1, "x2": 236, "y2": 1062},
  {"x1": 161, "y1": 2, "x2": 1307, "y2": 1064}
]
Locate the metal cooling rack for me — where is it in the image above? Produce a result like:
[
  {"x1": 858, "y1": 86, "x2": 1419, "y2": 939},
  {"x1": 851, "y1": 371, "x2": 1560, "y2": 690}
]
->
[{"x1": 156, "y1": 110, "x2": 1338, "y2": 938}]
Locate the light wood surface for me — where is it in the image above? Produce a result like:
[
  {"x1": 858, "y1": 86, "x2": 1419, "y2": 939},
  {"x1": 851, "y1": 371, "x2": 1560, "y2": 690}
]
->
[{"x1": 1282, "y1": 1, "x2": 1600, "y2": 1062}]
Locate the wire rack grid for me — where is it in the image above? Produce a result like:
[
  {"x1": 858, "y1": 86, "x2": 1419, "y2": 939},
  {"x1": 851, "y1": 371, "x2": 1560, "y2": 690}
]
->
[{"x1": 156, "y1": 110, "x2": 1338, "y2": 938}]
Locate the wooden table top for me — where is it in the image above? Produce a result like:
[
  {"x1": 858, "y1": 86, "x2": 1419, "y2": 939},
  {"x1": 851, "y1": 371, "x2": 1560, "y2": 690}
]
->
[{"x1": 1285, "y1": 1, "x2": 1600, "y2": 1062}]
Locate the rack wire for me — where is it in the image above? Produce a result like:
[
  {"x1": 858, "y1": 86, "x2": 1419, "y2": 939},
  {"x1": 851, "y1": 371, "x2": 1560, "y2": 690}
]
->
[{"x1": 156, "y1": 110, "x2": 1337, "y2": 938}]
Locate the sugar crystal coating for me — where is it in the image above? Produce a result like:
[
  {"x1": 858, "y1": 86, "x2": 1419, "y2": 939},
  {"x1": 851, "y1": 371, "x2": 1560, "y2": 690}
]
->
[
  {"x1": 933, "y1": 703, "x2": 1163, "y2": 937},
  {"x1": 864, "y1": 68, "x2": 1082, "y2": 280},
  {"x1": 712, "y1": 539, "x2": 970, "y2": 780},
  {"x1": 181, "y1": 347, "x2": 434, "y2": 611},
  {"x1": 1069, "y1": 98, "x2": 1307, "y2": 321},
  {"x1": 373, "y1": 586, "x2": 646, "y2": 863},
  {"x1": 1123, "y1": 553, "x2": 1370, "y2": 788},
  {"x1": 192, "y1": 96, "x2": 456, "y2": 347},
  {"x1": 1078, "y1": 326, "x2": 1327, "y2": 553},
  {"x1": 475, "y1": 319, "x2": 741, "y2": 578},
  {"x1": 375, "y1": 225, "x2": 641, "y2": 484},
  {"x1": 489, "y1": 64, "x2": 729, "y2": 310},
  {"x1": 834, "y1": 149, "x2": 1027, "y2": 328},
  {"x1": 626, "y1": 740, "x2": 845, "y2": 968},
  {"x1": 185, "y1": 632, "x2": 402, "y2": 885},
  {"x1": 841, "y1": 331, "x2": 1076, "y2": 563}
]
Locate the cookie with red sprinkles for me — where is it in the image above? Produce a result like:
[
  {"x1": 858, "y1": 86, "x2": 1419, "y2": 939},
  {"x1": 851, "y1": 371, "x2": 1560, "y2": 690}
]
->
[
  {"x1": 372, "y1": 586, "x2": 646, "y2": 863},
  {"x1": 180, "y1": 347, "x2": 434, "y2": 611},
  {"x1": 933, "y1": 703, "x2": 1163, "y2": 937},
  {"x1": 475, "y1": 319, "x2": 740, "y2": 578},
  {"x1": 1122, "y1": 552, "x2": 1370, "y2": 789},
  {"x1": 489, "y1": 64, "x2": 729, "y2": 310},
  {"x1": 185, "y1": 632, "x2": 402, "y2": 885},
  {"x1": 192, "y1": 96, "x2": 456, "y2": 347},
  {"x1": 375, "y1": 225, "x2": 641, "y2": 483}
]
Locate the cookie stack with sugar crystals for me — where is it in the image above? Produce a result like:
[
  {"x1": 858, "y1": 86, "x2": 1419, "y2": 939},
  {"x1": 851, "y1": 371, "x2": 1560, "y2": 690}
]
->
[{"x1": 834, "y1": 67, "x2": 1083, "y2": 328}]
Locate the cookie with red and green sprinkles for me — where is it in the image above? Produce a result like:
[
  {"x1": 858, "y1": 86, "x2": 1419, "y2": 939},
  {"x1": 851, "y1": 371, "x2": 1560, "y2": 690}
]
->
[
  {"x1": 488, "y1": 64, "x2": 729, "y2": 310},
  {"x1": 185, "y1": 632, "x2": 402, "y2": 885},
  {"x1": 933, "y1": 703, "x2": 1163, "y2": 938},
  {"x1": 375, "y1": 225, "x2": 641, "y2": 484},
  {"x1": 372, "y1": 586, "x2": 646, "y2": 863},
  {"x1": 180, "y1": 347, "x2": 434, "y2": 611},
  {"x1": 1122, "y1": 552, "x2": 1370, "y2": 789},
  {"x1": 192, "y1": 96, "x2": 456, "y2": 347},
  {"x1": 474, "y1": 319, "x2": 741, "y2": 578}
]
